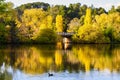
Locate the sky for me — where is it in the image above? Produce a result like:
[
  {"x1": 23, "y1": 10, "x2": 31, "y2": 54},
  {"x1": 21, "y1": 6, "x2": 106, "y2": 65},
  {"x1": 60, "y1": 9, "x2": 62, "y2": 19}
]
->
[{"x1": 6, "y1": 0, "x2": 120, "y2": 10}]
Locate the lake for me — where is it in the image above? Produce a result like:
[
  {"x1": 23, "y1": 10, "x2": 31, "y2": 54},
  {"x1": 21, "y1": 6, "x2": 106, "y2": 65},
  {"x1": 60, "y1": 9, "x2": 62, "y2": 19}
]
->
[{"x1": 0, "y1": 44, "x2": 120, "y2": 80}]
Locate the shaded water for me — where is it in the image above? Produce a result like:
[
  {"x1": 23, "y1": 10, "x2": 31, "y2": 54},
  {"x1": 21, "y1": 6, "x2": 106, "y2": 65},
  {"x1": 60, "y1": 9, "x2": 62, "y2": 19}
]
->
[{"x1": 0, "y1": 44, "x2": 120, "y2": 80}]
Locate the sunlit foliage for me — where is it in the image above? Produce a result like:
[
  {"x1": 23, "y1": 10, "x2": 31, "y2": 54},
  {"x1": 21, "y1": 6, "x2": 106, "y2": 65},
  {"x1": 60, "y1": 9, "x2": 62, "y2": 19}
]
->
[
  {"x1": 72, "y1": 8, "x2": 120, "y2": 43},
  {"x1": 84, "y1": 8, "x2": 92, "y2": 25},
  {"x1": 16, "y1": 9, "x2": 46, "y2": 42},
  {"x1": 73, "y1": 8, "x2": 107, "y2": 43},
  {"x1": 95, "y1": 12, "x2": 120, "y2": 42},
  {"x1": 35, "y1": 28, "x2": 57, "y2": 43},
  {"x1": 55, "y1": 15, "x2": 63, "y2": 32},
  {"x1": 67, "y1": 18, "x2": 80, "y2": 32},
  {"x1": 1, "y1": 1, "x2": 120, "y2": 43},
  {"x1": 16, "y1": 9, "x2": 57, "y2": 43}
]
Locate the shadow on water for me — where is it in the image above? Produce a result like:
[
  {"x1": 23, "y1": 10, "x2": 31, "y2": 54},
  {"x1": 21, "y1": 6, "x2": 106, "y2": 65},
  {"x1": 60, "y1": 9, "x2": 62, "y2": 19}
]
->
[{"x1": 0, "y1": 44, "x2": 120, "y2": 80}]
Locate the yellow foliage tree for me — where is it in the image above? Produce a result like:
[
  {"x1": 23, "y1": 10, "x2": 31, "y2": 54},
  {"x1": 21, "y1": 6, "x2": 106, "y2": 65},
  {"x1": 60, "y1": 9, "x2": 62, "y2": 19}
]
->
[
  {"x1": 16, "y1": 9, "x2": 55, "y2": 42},
  {"x1": 47, "y1": 15, "x2": 53, "y2": 29},
  {"x1": 56, "y1": 15, "x2": 63, "y2": 32},
  {"x1": 22, "y1": 9, "x2": 47, "y2": 29},
  {"x1": 84, "y1": 8, "x2": 92, "y2": 25}
]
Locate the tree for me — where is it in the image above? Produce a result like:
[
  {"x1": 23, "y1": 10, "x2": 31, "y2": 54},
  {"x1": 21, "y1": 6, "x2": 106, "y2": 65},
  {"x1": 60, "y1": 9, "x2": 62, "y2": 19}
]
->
[
  {"x1": 0, "y1": 0, "x2": 6, "y2": 13},
  {"x1": 16, "y1": 9, "x2": 48, "y2": 42},
  {"x1": 56, "y1": 15, "x2": 63, "y2": 32},
  {"x1": 48, "y1": 5, "x2": 68, "y2": 31},
  {"x1": 0, "y1": 1, "x2": 15, "y2": 23},
  {"x1": 16, "y1": 2, "x2": 50, "y2": 15},
  {"x1": 46, "y1": 15, "x2": 53, "y2": 29},
  {"x1": 94, "y1": 12, "x2": 120, "y2": 43},
  {"x1": 116, "y1": 6, "x2": 120, "y2": 12},
  {"x1": 16, "y1": 8, "x2": 56, "y2": 43},
  {"x1": 72, "y1": 8, "x2": 109, "y2": 43},
  {"x1": 67, "y1": 3, "x2": 81, "y2": 19},
  {"x1": 0, "y1": 0, "x2": 16, "y2": 43},
  {"x1": 48, "y1": 5, "x2": 60, "y2": 21},
  {"x1": 84, "y1": 8, "x2": 92, "y2": 25},
  {"x1": 67, "y1": 18, "x2": 80, "y2": 32},
  {"x1": 35, "y1": 28, "x2": 57, "y2": 43},
  {"x1": 108, "y1": 6, "x2": 116, "y2": 14}
]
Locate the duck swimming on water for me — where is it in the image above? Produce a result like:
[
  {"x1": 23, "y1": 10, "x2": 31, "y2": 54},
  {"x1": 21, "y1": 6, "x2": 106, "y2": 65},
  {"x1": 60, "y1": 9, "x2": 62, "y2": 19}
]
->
[{"x1": 48, "y1": 73, "x2": 53, "y2": 77}]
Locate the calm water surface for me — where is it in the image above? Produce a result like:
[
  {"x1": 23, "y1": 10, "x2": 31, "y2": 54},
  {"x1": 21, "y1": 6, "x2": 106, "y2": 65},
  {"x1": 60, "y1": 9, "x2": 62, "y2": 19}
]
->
[{"x1": 0, "y1": 44, "x2": 120, "y2": 80}]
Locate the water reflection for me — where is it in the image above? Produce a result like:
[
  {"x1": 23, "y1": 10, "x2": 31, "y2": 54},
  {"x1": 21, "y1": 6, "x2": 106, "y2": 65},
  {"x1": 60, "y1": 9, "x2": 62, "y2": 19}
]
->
[{"x1": 0, "y1": 44, "x2": 120, "y2": 79}]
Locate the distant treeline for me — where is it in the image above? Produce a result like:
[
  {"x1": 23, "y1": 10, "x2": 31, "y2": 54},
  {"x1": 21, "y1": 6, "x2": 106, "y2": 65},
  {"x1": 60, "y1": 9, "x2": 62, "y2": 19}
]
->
[{"x1": 1, "y1": 0, "x2": 120, "y2": 43}]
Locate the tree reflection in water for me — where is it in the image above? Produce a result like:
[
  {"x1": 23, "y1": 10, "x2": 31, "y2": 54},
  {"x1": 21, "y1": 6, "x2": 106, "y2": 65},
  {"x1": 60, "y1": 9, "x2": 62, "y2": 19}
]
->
[{"x1": 0, "y1": 44, "x2": 120, "y2": 77}]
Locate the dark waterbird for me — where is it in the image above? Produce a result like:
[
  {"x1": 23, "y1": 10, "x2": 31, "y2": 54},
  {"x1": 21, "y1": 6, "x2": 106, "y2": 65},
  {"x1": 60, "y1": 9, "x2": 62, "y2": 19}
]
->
[{"x1": 48, "y1": 73, "x2": 53, "y2": 77}]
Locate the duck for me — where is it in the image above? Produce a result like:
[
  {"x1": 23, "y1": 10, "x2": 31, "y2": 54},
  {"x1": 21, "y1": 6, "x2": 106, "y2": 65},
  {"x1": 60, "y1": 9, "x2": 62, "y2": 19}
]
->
[{"x1": 48, "y1": 73, "x2": 53, "y2": 77}]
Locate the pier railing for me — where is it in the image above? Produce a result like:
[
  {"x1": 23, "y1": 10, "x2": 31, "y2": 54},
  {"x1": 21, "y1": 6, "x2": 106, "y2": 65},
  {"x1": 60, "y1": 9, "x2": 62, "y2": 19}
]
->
[{"x1": 57, "y1": 32, "x2": 75, "y2": 36}]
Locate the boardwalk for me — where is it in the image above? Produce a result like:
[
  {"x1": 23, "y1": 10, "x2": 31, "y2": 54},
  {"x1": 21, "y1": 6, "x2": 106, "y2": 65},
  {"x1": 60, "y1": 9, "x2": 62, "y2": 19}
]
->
[
  {"x1": 57, "y1": 32, "x2": 75, "y2": 37},
  {"x1": 57, "y1": 32, "x2": 75, "y2": 43}
]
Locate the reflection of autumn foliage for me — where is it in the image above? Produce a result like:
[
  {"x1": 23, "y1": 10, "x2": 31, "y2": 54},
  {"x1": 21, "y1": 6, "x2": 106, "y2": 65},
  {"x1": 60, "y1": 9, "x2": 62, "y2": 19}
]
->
[
  {"x1": 15, "y1": 47, "x2": 43, "y2": 74},
  {"x1": 2, "y1": 44, "x2": 120, "y2": 74},
  {"x1": 10, "y1": 46, "x2": 55, "y2": 74},
  {"x1": 67, "y1": 51, "x2": 79, "y2": 64},
  {"x1": 55, "y1": 50, "x2": 62, "y2": 66},
  {"x1": 72, "y1": 45, "x2": 120, "y2": 72}
]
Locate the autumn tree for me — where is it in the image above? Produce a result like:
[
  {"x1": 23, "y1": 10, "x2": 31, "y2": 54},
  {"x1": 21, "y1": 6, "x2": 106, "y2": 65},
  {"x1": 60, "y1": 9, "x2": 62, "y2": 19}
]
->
[
  {"x1": 46, "y1": 15, "x2": 53, "y2": 29},
  {"x1": 55, "y1": 15, "x2": 63, "y2": 32},
  {"x1": 67, "y1": 18, "x2": 80, "y2": 32},
  {"x1": 16, "y1": 8, "x2": 57, "y2": 43},
  {"x1": 72, "y1": 8, "x2": 108, "y2": 43},
  {"x1": 84, "y1": 8, "x2": 92, "y2": 25},
  {"x1": 16, "y1": 9, "x2": 44, "y2": 42}
]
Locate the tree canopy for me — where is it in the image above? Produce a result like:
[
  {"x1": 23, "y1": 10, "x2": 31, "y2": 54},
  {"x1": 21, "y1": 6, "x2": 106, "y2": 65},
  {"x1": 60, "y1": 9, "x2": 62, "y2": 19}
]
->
[{"x1": 1, "y1": 0, "x2": 120, "y2": 43}]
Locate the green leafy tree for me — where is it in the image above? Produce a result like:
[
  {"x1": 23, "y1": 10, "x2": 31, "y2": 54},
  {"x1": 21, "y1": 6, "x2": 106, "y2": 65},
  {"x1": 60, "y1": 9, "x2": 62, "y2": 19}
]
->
[
  {"x1": 0, "y1": 0, "x2": 6, "y2": 13},
  {"x1": 108, "y1": 6, "x2": 116, "y2": 14},
  {"x1": 116, "y1": 6, "x2": 120, "y2": 12},
  {"x1": 35, "y1": 28, "x2": 57, "y2": 43},
  {"x1": 0, "y1": 0, "x2": 15, "y2": 43},
  {"x1": 16, "y1": 2, "x2": 50, "y2": 15}
]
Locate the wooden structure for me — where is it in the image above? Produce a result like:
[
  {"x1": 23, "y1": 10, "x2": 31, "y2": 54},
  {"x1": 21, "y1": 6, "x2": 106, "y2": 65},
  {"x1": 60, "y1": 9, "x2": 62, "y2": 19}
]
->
[
  {"x1": 57, "y1": 32, "x2": 74, "y2": 37},
  {"x1": 57, "y1": 32, "x2": 75, "y2": 43}
]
